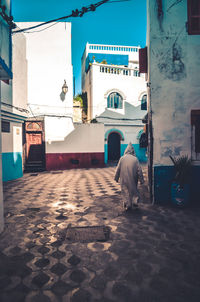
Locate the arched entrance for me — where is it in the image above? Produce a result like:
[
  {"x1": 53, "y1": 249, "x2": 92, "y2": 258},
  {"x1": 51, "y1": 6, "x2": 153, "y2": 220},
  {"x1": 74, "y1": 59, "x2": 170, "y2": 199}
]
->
[{"x1": 108, "y1": 132, "x2": 121, "y2": 161}]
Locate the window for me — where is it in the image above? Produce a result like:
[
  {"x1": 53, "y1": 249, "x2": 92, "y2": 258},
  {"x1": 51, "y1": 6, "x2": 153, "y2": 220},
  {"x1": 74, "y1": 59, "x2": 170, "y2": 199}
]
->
[
  {"x1": 2, "y1": 121, "x2": 10, "y2": 133},
  {"x1": 141, "y1": 94, "x2": 147, "y2": 110},
  {"x1": 107, "y1": 92, "x2": 123, "y2": 109},
  {"x1": 188, "y1": 0, "x2": 200, "y2": 35}
]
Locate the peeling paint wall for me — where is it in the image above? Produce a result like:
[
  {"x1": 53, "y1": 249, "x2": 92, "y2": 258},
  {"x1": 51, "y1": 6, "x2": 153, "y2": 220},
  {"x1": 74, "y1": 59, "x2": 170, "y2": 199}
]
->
[
  {"x1": 148, "y1": 0, "x2": 200, "y2": 165},
  {"x1": 147, "y1": 0, "x2": 200, "y2": 202}
]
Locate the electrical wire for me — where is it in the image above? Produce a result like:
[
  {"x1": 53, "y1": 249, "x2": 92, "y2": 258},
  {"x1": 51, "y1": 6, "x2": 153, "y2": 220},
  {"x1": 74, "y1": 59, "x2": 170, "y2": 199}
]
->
[
  {"x1": 1, "y1": 101, "x2": 29, "y2": 114},
  {"x1": 96, "y1": 116, "x2": 143, "y2": 121},
  {"x1": 106, "y1": 0, "x2": 131, "y2": 3},
  {"x1": 12, "y1": 0, "x2": 110, "y2": 34},
  {"x1": 23, "y1": 22, "x2": 58, "y2": 34}
]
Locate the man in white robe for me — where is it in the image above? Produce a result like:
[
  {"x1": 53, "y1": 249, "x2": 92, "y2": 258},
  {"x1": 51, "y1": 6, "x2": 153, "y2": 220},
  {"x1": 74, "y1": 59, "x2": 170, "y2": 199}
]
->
[{"x1": 114, "y1": 142, "x2": 144, "y2": 210}]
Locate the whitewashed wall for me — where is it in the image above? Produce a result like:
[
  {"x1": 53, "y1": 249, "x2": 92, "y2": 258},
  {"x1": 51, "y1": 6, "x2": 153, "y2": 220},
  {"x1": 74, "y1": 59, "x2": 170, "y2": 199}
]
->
[
  {"x1": 16, "y1": 22, "x2": 73, "y2": 118},
  {"x1": 45, "y1": 116, "x2": 74, "y2": 144},
  {"x1": 104, "y1": 124, "x2": 143, "y2": 144},
  {"x1": 46, "y1": 123, "x2": 104, "y2": 153},
  {"x1": 91, "y1": 63, "x2": 146, "y2": 118},
  {"x1": 85, "y1": 63, "x2": 146, "y2": 120},
  {"x1": 12, "y1": 31, "x2": 28, "y2": 114},
  {"x1": 2, "y1": 123, "x2": 22, "y2": 153}
]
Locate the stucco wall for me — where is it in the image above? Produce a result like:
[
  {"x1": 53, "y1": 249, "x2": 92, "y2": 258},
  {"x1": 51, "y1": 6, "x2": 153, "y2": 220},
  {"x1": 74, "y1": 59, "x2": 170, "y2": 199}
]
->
[
  {"x1": 104, "y1": 124, "x2": 147, "y2": 163},
  {"x1": 2, "y1": 123, "x2": 23, "y2": 181},
  {"x1": 91, "y1": 63, "x2": 146, "y2": 119},
  {"x1": 147, "y1": 0, "x2": 200, "y2": 203},
  {"x1": 45, "y1": 123, "x2": 105, "y2": 170},
  {"x1": 46, "y1": 123, "x2": 104, "y2": 153},
  {"x1": 148, "y1": 0, "x2": 200, "y2": 166},
  {"x1": 1, "y1": 27, "x2": 27, "y2": 182},
  {"x1": 12, "y1": 31, "x2": 28, "y2": 114},
  {"x1": 16, "y1": 22, "x2": 73, "y2": 118}
]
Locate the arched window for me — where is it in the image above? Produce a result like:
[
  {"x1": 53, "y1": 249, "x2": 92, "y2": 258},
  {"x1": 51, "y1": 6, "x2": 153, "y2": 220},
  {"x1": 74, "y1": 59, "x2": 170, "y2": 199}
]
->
[
  {"x1": 107, "y1": 92, "x2": 123, "y2": 109},
  {"x1": 141, "y1": 94, "x2": 147, "y2": 110}
]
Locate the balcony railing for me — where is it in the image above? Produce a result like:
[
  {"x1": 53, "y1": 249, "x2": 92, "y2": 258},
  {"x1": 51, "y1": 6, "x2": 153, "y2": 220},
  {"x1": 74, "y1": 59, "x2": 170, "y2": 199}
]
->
[{"x1": 99, "y1": 65, "x2": 140, "y2": 77}]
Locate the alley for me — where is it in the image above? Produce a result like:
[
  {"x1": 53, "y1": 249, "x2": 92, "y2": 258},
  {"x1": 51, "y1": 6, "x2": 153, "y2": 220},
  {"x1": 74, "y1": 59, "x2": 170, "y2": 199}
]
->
[{"x1": 0, "y1": 165, "x2": 200, "y2": 302}]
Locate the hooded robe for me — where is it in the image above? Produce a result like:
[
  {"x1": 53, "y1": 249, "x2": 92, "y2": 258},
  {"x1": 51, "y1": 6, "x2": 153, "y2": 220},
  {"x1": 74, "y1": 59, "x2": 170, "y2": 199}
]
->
[{"x1": 114, "y1": 143, "x2": 144, "y2": 209}]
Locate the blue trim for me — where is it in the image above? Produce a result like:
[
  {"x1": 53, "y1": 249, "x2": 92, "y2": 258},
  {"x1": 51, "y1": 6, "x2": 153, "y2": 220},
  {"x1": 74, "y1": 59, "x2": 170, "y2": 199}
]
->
[
  {"x1": 1, "y1": 110, "x2": 27, "y2": 119},
  {"x1": 104, "y1": 143, "x2": 147, "y2": 164},
  {"x1": 104, "y1": 144, "x2": 108, "y2": 163},
  {"x1": 2, "y1": 152, "x2": 23, "y2": 182},
  {"x1": 105, "y1": 128, "x2": 125, "y2": 141},
  {"x1": 154, "y1": 165, "x2": 200, "y2": 204},
  {"x1": 0, "y1": 57, "x2": 13, "y2": 79},
  {"x1": 121, "y1": 144, "x2": 147, "y2": 162}
]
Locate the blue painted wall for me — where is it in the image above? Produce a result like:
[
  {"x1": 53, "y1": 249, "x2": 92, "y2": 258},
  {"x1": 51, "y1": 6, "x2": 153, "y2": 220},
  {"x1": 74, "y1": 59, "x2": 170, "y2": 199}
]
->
[
  {"x1": 104, "y1": 143, "x2": 147, "y2": 164},
  {"x1": 121, "y1": 144, "x2": 147, "y2": 163},
  {"x1": 154, "y1": 165, "x2": 200, "y2": 204},
  {"x1": 2, "y1": 152, "x2": 23, "y2": 182}
]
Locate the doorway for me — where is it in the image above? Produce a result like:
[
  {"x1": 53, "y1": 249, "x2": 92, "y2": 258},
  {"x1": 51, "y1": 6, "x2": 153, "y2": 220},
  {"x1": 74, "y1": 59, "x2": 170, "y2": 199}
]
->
[
  {"x1": 108, "y1": 132, "x2": 120, "y2": 161},
  {"x1": 24, "y1": 121, "x2": 45, "y2": 172}
]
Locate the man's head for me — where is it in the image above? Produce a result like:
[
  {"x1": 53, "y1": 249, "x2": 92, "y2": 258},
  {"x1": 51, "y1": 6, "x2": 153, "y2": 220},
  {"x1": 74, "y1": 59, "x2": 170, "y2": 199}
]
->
[{"x1": 124, "y1": 142, "x2": 136, "y2": 156}]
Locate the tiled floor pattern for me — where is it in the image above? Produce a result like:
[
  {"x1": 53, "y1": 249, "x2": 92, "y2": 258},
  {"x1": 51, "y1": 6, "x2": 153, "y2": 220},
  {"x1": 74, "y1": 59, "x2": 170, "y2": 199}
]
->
[{"x1": 0, "y1": 165, "x2": 200, "y2": 301}]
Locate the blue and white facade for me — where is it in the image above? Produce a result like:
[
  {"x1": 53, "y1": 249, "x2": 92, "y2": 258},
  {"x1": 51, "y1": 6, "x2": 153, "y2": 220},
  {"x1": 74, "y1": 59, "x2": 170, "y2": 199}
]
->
[
  {"x1": 0, "y1": 0, "x2": 15, "y2": 231},
  {"x1": 1, "y1": 29, "x2": 28, "y2": 182},
  {"x1": 147, "y1": 0, "x2": 200, "y2": 203},
  {"x1": 81, "y1": 43, "x2": 147, "y2": 163}
]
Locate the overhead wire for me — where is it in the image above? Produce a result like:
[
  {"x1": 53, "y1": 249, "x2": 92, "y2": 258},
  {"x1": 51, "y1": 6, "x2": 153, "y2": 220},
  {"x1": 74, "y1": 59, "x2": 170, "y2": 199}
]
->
[
  {"x1": 12, "y1": 0, "x2": 110, "y2": 34},
  {"x1": 1, "y1": 101, "x2": 29, "y2": 114},
  {"x1": 23, "y1": 22, "x2": 58, "y2": 34}
]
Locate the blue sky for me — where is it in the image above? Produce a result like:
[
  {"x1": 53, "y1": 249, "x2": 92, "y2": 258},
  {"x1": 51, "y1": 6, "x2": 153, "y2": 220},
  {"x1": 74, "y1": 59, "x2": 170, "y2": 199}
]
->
[{"x1": 12, "y1": 0, "x2": 147, "y2": 95}]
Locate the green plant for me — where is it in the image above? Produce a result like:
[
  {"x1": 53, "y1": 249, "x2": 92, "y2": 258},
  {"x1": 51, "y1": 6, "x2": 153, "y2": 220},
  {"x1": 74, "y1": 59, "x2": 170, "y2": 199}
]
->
[
  {"x1": 169, "y1": 155, "x2": 192, "y2": 187},
  {"x1": 73, "y1": 92, "x2": 88, "y2": 122}
]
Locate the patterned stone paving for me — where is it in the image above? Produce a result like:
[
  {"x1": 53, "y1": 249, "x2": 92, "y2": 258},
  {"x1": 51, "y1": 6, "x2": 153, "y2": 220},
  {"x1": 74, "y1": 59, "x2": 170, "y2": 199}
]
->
[{"x1": 0, "y1": 165, "x2": 200, "y2": 301}]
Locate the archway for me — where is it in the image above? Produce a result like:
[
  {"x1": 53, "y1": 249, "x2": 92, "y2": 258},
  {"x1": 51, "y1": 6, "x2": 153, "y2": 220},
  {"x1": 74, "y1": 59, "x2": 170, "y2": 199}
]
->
[{"x1": 108, "y1": 132, "x2": 121, "y2": 161}]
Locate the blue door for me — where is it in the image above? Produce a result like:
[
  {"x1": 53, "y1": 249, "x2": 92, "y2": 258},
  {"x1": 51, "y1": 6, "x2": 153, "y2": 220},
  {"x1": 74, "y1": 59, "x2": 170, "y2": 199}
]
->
[{"x1": 108, "y1": 132, "x2": 120, "y2": 161}]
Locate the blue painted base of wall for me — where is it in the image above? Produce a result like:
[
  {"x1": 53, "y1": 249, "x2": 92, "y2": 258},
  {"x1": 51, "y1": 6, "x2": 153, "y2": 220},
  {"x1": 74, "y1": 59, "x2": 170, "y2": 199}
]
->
[
  {"x1": 121, "y1": 144, "x2": 147, "y2": 163},
  {"x1": 154, "y1": 165, "x2": 200, "y2": 204},
  {"x1": 2, "y1": 152, "x2": 23, "y2": 182},
  {"x1": 104, "y1": 143, "x2": 147, "y2": 164}
]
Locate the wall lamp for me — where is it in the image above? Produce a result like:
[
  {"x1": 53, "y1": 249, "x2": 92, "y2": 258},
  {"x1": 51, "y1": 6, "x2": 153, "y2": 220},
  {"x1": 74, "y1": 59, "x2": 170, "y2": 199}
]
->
[{"x1": 62, "y1": 80, "x2": 68, "y2": 94}]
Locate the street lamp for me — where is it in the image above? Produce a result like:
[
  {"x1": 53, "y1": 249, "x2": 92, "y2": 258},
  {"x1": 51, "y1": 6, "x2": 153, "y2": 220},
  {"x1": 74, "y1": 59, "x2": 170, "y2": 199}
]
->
[{"x1": 62, "y1": 80, "x2": 68, "y2": 94}]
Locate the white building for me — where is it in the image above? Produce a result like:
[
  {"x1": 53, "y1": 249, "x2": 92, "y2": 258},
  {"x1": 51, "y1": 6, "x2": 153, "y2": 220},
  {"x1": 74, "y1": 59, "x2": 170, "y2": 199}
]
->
[
  {"x1": 146, "y1": 0, "x2": 200, "y2": 203},
  {"x1": 81, "y1": 43, "x2": 147, "y2": 163},
  {"x1": 1, "y1": 30, "x2": 28, "y2": 182},
  {"x1": 15, "y1": 22, "x2": 74, "y2": 171},
  {"x1": 0, "y1": 0, "x2": 15, "y2": 232}
]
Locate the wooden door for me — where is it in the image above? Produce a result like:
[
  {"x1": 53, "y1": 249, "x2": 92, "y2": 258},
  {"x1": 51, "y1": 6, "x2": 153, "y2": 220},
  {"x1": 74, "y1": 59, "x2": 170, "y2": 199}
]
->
[{"x1": 25, "y1": 121, "x2": 45, "y2": 171}]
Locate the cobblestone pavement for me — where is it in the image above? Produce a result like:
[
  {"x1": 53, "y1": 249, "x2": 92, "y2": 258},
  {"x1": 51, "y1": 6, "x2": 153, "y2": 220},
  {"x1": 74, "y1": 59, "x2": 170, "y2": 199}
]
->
[{"x1": 0, "y1": 165, "x2": 200, "y2": 302}]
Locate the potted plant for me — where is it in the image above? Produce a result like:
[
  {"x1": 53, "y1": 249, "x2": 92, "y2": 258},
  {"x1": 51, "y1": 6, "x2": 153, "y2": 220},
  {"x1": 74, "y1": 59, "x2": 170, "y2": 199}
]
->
[{"x1": 169, "y1": 155, "x2": 192, "y2": 207}]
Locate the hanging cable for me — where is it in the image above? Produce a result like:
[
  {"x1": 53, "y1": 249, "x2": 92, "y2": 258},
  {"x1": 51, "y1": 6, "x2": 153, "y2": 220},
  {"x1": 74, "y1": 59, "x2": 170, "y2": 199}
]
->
[
  {"x1": 1, "y1": 101, "x2": 29, "y2": 114},
  {"x1": 12, "y1": 0, "x2": 110, "y2": 34}
]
